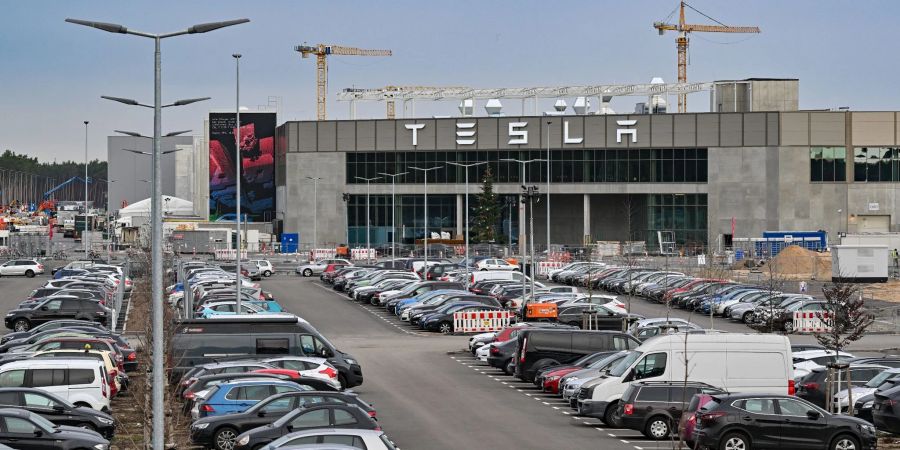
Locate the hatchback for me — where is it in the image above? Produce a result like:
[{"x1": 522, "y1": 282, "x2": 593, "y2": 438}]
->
[
  {"x1": 618, "y1": 381, "x2": 725, "y2": 440},
  {"x1": 0, "y1": 259, "x2": 44, "y2": 278},
  {"x1": 233, "y1": 404, "x2": 378, "y2": 450},
  {"x1": 197, "y1": 380, "x2": 308, "y2": 418}
]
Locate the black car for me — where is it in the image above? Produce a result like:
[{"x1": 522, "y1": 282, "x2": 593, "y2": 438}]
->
[
  {"x1": 695, "y1": 394, "x2": 877, "y2": 450},
  {"x1": 796, "y1": 364, "x2": 887, "y2": 408},
  {"x1": 0, "y1": 407, "x2": 110, "y2": 449},
  {"x1": 0, "y1": 320, "x2": 107, "y2": 345},
  {"x1": 0, "y1": 388, "x2": 115, "y2": 438},
  {"x1": 514, "y1": 329, "x2": 641, "y2": 382},
  {"x1": 4, "y1": 297, "x2": 109, "y2": 332},
  {"x1": 190, "y1": 391, "x2": 375, "y2": 450},
  {"x1": 873, "y1": 383, "x2": 900, "y2": 434},
  {"x1": 618, "y1": 381, "x2": 725, "y2": 440},
  {"x1": 556, "y1": 303, "x2": 633, "y2": 330},
  {"x1": 19, "y1": 289, "x2": 107, "y2": 309},
  {"x1": 231, "y1": 404, "x2": 378, "y2": 450}
]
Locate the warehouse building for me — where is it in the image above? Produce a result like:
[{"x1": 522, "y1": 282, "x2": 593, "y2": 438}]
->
[{"x1": 275, "y1": 79, "x2": 900, "y2": 251}]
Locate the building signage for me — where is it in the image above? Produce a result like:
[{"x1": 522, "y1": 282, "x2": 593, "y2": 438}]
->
[
  {"x1": 404, "y1": 119, "x2": 605, "y2": 147},
  {"x1": 616, "y1": 119, "x2": 637, "y2": 143}
]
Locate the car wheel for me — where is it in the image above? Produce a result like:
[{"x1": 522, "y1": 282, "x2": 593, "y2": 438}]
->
[
  {"x1": 13, "y1": 319, "x2": 29, "y2": 332},
  {"x1": 503, "y1": 360, "x2": 514, "y2": 375},
  {"x1": 438, "y1": 322, "x2": 453, "y2": 334},
  {"x1": 603, "y1": 401, "x2": 623, "y2": 428},
  {"x1": 214, "y1": 426, "x2": 238, "y2": 450},
  {"x1": 643, "y1": 416, "x2": 670, "y2": 439},
  {"x1": 25, "y1": 270, "x2": 34, "y2": 278},
  {"x1": 302, "y1": 268, "x2": 313, "y2": 277},
  {"x1": 338, "y1": 374, "x2": 348, "y2": 390},
  {"x1": 719, "y1": 431, "x2": 751, "y2": 450},
  {"x1": 263, "y1": 270, "x2": 272, "y2": 277},
  {"x1": 783, "y1": 320, "x2": 794, "y2": 334},
  {"x1": 742, "y1": 312, "x2": 754, "y2": 324},
  {"x1": 831, "y1": 434, "x2": 860, "y2": 450}
]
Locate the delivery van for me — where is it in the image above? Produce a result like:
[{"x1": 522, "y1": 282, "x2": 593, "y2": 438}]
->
[{"x1": 576, "y1": 333, "x2": 792, "y2": 427}]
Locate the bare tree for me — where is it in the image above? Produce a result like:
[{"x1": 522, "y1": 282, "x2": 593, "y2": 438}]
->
[
  {"x1": 751, "y1": 257, "x2": 787, "y2": 334},
  {"x1": 621, "y1": 195, "x2": 641, "y2": 316},
  {"x1": 815, "y1": 282, "x2": 874, "y2": 354}
]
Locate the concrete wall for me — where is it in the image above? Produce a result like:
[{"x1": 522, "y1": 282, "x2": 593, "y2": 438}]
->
[{"x1": 106, "y1": 136, "x2": 192, "y2": 214}]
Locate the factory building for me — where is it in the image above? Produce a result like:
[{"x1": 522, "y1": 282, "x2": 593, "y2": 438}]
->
[{"x1": 274, "y1": 79, "x2": 900, "y2": 251}]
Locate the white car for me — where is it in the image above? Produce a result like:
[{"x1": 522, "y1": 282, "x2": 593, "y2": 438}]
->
[
  {"x1": 833, "y1": 367, "x2": 900, "y2": 411},
  {"x1": 792, "y1": 350, "x2": 856, "y2": 379},
  {"x1": 297, "y1": 259, "x2": 352, "y2": 277},
  {"x1": 262, "y1": 356, "x2": 342, "y2": 390},
  {"x1": 469, "y1": 332, "x2": 497, "y2": 353},
  {"x1": 475, "y1": 258, "x2": 518, "y2": 271},
  {"x1": 475, "y1": 343, "x2": 492, "y2": 362},
  {"x1": 0, "y1": 259, "x2": 45, "y2": 278},
  {"x1": 261, "y1": 428, "x2": 397, "y2": 450},
  {"x1": 250, "y1": 259, "x2": 276, "y2": 277}
]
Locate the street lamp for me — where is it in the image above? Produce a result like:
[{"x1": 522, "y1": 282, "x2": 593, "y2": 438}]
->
[
  {"x1": 354, "y1": 176, "x2": 381, "y2": 263},
  {"x1": 377, "y1": 171, "x2": 408, "y2": 262},
  {"x1": 67, "y1": 17, "x2": 247, "y2": 449},
  {"x1": 83, "y1": 121, "x2": 90, "y2": 258},
  {"x1": 233, "y1": 53, "x2": 243, "y2": 311},
  {"x1": 446, "y1": 161, "x2": 487, "y2": 287},
  {"x1": 305, "y1": 176, "x2": 323, "y2": 256},
  {"x1": 500, "y1": 158, "x2": 545, "y2": 302},
  {"x1": 546, "y1": 120, "x2": 552, "y2": 254},
  {"x1": 408, "y1": 166, "x2": 443, "y2": 270}
]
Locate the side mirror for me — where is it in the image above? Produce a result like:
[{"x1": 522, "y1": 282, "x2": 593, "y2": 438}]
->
[
  {"x1": 33, "y1": 430, "x2": 43, "y2": 437},
  {"x1": 40, "y1": 306, "x2": 48, "y2": 311},
  {"x1": 257, "y1": 411, "x2": 266, "y2": 417},
  {"x1": 806, "y1": 410, "x2": 821, "y2": 420},
  {"x1": 285, "y1": 424, "x2": 294, "y2": 432},
  {"x1": 52, "y1": 405, "x2": 65, "y2": 412}
]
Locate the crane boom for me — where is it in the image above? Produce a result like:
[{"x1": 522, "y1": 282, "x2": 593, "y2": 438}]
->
[
  {"x1": 653, "y1": 2, "x2": 760, "y2": 112},
  {"x1": 294, "y1": 43, "x2": 392, "y2": 120}
]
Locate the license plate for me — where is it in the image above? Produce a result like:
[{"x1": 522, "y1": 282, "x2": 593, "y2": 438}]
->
[{"x1": 873, "y1": 403, "x2": 882, "y2": 410}]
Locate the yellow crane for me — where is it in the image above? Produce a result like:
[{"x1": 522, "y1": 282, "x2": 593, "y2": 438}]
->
[
  {"x1": 294, "y1": 43, "x2": 392, "y2": 120},
  {"x1": 654, "y1": 1, "x2": 759, "y2": 112}
]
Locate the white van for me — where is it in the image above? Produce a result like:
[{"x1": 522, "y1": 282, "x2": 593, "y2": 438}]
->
[
  {"x1": 577, "y1": 333, "x2": 792, "y2": 426},
  {"x1": 0, "y1": 358, "x2": 111, "y2": 412},
  {"x1": 470, "y1": 270, "x2": 541, "y2": 285}
]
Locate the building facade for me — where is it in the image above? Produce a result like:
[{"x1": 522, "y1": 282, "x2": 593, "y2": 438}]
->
[{"x1": 275, "y1": 110, "x2": 900, "y2": 251}]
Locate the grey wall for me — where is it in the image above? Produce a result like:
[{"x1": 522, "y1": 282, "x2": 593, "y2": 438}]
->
[{"x1": 106, "y1": 136, "x2": 192, "y2": 214}]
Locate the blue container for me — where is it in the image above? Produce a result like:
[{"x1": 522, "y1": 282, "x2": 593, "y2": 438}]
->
[{"x1": 281, "y1": 233, "x2": 299, "y2": 253}]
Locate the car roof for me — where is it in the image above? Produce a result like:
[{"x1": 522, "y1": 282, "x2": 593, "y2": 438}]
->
[
  {"x1": 1, "y1": 358, "x2": 102, "y2": 369},
  {"x1": 0, "y1": 408, "x2": 31, "y2": 418},
  {"x1": 279, "y1": 428, "x2": 384, "y2": 438},
  {"x1": 217, "y1": 379, "x2": 298, "y2": 388}
]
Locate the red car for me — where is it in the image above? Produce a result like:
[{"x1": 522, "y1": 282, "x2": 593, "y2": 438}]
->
[
  {"x1": 252, "y1": 368, "x2": 341, "y2": 391},
  {"x1": 678, "y1": 393, "x2": 718, "y2": 447},
  {"x1": 661, "y1": 278, "x2": 724, "y2": 303},
  {"x1": 541, "y1": 366, "x2": 581, "y2": 394}
]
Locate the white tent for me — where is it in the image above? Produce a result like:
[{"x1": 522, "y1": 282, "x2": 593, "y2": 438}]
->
[{"x1": 118, "y1": 196, "x2": 194, "y2": 219}]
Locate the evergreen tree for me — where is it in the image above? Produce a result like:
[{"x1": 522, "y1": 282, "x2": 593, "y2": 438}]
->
[{"x1": 471, "y1": 165, "x2": 500, "y2": 243}]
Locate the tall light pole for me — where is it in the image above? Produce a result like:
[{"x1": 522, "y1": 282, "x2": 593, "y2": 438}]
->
[
  {"x1": 447, "y1": 161, "x2": 486, "y2": 287},
  {"x1": 409, "y1": 166, "x2": 442, "y2": 269},
  {"x1": 119, "y1": 147, "x2": 182, "y2": 206},
  {"x1": 377, "y1": 171, "x2": 408, "y2": 262},
  {"x1": 501, "y1": 158, "x2": 545, "y2": 302},
  {"x1": 355, "y1": 176, "x2": 380, "y2": 263},
  {"x1": 83, "y1": 121, "x2": 90, "y2": 258},
  {"x1": 233, "y1": 53, "x2": 243, "y2": 311},
  {"x1": 546, "y1": 120, "x2": 552, "y2": 254},
  {"x1": 68, "y1": 17, "x2": 247, "y2": 450},
  {"x1": 305, "y1": 176, "x2": 323, "y2": 254}
]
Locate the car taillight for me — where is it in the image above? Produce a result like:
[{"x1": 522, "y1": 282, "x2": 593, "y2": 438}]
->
[
  {"x1": 519, "y1": 338, "x2": 527, "y2": 363},
  {"x1": 102, "y1": 382, "x2": 108, "y2": 398},
  {"x1": 182, "y1": 378, "x2": 196, "y2": 386},
  {"x1": 200, "y1": 404, "x2": 214, "y2": 413},
  {"x1": 319, "y1": 367, "x2": 338, "y2": 379},
  {"x1": 37, "y1": 264, "x2": 44, "y2": 270},
  {"x1": 698, "y1": 411, "x2": 727, "y2": 426},
  {"x1": 368, "y1": 410, "x2": 377, "y2": 418},
  {"x1": 623, "y1": 403, "x2": 634, "y2": 416},
  {"x1": 884, "y1": 399, "x2": 898, "y2": 406},
  {"x1": 128, "y1": 352, "x2": 136, "y2": 361},
  {"x1": 788, "y1": 379, "x2": 796, "y2": 395},
  {"x1": 184, "y1": 391, "x2": 195, "y2": 400},
  {"x1": 802, "y1": 382, "x2": 818, "y2": 392},
  {"x1": 490, "y1": 346, "x2": 500, "y2": 355}
]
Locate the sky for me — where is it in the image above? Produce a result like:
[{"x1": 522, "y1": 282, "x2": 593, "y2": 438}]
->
[{"x1": 1, "y1": 0, "x2": 898, "y2": 162}]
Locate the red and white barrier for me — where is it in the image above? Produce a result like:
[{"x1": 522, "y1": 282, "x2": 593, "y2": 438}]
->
[
  {"x1": 453, "y1": 310, "x2": 514, "y2": 333},
  {"x1": 792, "y1": 311, "x2": 832, "y2": 333},
  {"x1": 312, "y1": 248, "x2": 336, "y2": 260},
  {"x1": 536, "y1": 261, "x2": 566, "y2": 276},
  {"x1": 214, "y1": 249, "x2": 249, "y2": 261},
  {"x1": 350, "y1": 248, "x2": 376, "y2": 261}
]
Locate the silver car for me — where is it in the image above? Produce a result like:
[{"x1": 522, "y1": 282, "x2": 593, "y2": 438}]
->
[
  {"x1": 0, "y1": 259, "x2": 45, "y2": 278},
  {"x1": 296, "y1": 259, "x2": 351, "y2": 277}
]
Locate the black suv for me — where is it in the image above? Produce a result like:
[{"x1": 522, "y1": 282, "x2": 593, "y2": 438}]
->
[
  {"x1": 0, "y1": 408, "x2": 110, "y2": 449},
  {"x1": 618, "y1": 381, "x2": 725, "y2": 440},
  {"x1": 694, "y1": 394, "x2": 877, "y2": 450},
  {"x1": 0, "y1": 388, "x2": 116, "y2": 438},
  {"x1": 796, "y1": 364, "x2": 887, "y2": 408},
  {"x1": 514, "y1": 330, "x2": 641, "y2": 382},
  {"x1": 4, "y1": 297, "x2": 109, "y2": 332}
]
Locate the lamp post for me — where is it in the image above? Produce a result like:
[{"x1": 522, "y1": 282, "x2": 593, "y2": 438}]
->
[
  {"x1": 83, "y1": 121, "x2": 90, "y2": 258},
  {"x1": 119, "y1": 148, "x2": 184, "y2": 203},
  {"x1": 447, "y1": 161, "x2": 487, "y2": 287},
  {"x1": 305, "y1": 176, "x2": 323, "y2": 255},
  {"x1": 546, "y1": 120, "x2": 552, "y2": 254},
  {"x1": 409, "y1": 166, "x2": 442, "y2": 270},
  {"x1": 233, "y1": 53, "x2": 243, "y2": 311},
  {"x1": 354, "y1": 176, "x2": 380, "y2": 263},
  {"x1": 501, "y1": 158, "x2": 545, "y2": 302},
  {"x1": 68, "y1": 17, "x2": 247, "y2": 449},
  {"x1": 377, "y1": 171, "x2": 408, "y2": 262}
]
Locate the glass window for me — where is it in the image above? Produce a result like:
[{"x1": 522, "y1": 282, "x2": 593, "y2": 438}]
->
[
  {"x1": 3, "y1": 417, "x2": 37, "y2": 434},
  {"x1": 777, "y1": 398, "x2": 813, "y2": 416},
  {"x1": 285, "y1": 436, "x2": 319, "y2": 446},
  {"x1": 260, "y1": 397, "x2": 293, "y2": 414},
  {"x1": 31, "y1": 369, "x2": 55, "y2": 387},
  {"x1": 633, "y1": 353, "x2": 667, "y2": 380},
  {"x1": 68, "y1": 369, "x2": 94, "y2": 385},
  {"x1": 242, "y1": 385, "x2": 273, "y2": 400},
  {"x1": 0, "y1": 370, "x2": 25, "y2": 387},
  {"x1": 322, "y1": 435, "x2": 368, "y2": 449},
  {"x1": 256, "y1": 338, "x2": 289, "y2": 355},
  {"x1": 43, "y1": 300, "x2": 63, "y2": 311},
  {"x1": 638, "y1": 387, "x2": 669, "y2": 402},
  {"x1": 296, "y1": 396, "x2": 327, "y2": 408},
  {"x1": 740, "y1": 398, "x2": 776, "y2": 414},
  {"x1": 290, "y1": 408, "x2": 330, "y2": 428},
  {"x1": 333, "y1": 408, "x2": 359, "y2": 426},
  {"x1": 0, "y1": 392, "x2": 19, "y2": 406},
  {"x1": 23, "y1": 393, "x2": 58, "y2": 408}
]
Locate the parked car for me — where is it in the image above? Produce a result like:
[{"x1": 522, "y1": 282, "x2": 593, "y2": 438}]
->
[
  {"x1": 258, "y1": 428, "x2": 396, "y2": 450},
  {"x1": 232, "y1": 404, "x2": 379, "y2": 450},
  {"x1": 196, "y1": 380, "x2": 310, "y2": 418},
  {"x1": 796, "y1": 364, "x2": 888, "y2": 408},
  {"x1": 0, "y1": 387, "x2": 116, "y2": 437},
  {"x1": 297, "y1": 259, "x2": 352, "y2": 277},
  {"x1": 4, "y1": 297, "x2": 110, "y2": 332},
  {"x1": 873, "y1": 383, "x2": 900, "y2": 434},
  {"x1": 0, "y1": 408, "x2": 110, "y2": 449},
  {"x1": 694, "y1": 394, "x2": 876, "y2": 450},
  {"x1": 0, "y1": 320, "x2": 107, "y2": 345},
  {"x1": 833, "y1": 367, "x2": 900, "y2": 413},
  {"x1": 190, "y1": 390, "x2": 375, "y2": 450},
  {"x1": 250, "y1": 260, "x2": 276, "y2": 277},
  {"x1": 475, "y1": 258, "x2": 518, "y2": 271},
  {"x1": 0, "y1": 259, "x2": 44, "y2": 278},
  {"x1": 0, "y1": 358, "x2": 111, "y2": 412},
  {"x1": 514, "y1": 329, "x2": 641, "y2": 382},
  {"x1": 678, "y1": 391, "x2": 721, "y2": 448},
  {"x1": 618, "y1": 381, "x2": 725, "y2": 440}
]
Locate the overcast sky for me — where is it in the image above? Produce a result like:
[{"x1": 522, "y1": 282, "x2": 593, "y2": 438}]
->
[{"x1": 2, "y1": 0, "x2": 897, "y2": 162}]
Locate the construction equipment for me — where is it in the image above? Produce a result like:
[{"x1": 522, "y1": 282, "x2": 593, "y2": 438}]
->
[
  {"x1": 654, "y1": 1, "x2": 759, "y2": 112},
  {"x1": 294, "y1": 43, "x2": 391, "y2": 120}
]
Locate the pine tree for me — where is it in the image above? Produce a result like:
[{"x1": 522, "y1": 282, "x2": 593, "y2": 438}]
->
[{"x1": 471, "y1": 165, "x2": 500, "y2": 243}]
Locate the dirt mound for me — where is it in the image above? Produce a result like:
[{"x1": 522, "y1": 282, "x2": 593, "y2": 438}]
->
[{"x1": 769, "y1": 245, "x2": 832, "y2": 279}]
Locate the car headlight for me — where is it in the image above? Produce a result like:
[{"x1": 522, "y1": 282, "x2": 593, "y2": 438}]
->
[
  {"x1": 237, "y1": 436, "x2": 250, "y2": 446},
  {"x1": 546, "y1": 375, "x2": 560, "y2": 382},
  {"x1": 192, "y1": 422, "x2": 209, "y2": 430},
  {"x1": 863, "y1": 401, "x2": 873, "y2": 408},
  {"x1": 94, "y1": 445, "x2": 109, "y2": 450},
  {"x1": 345, "y1": 358, "x2": 357, "y2": 365},
  {"x1": 97, "y1": 417, "x2": 114, "y2": 425},
  {"x1": 5, "y1": 313, "x2": 12, "y2": 316},
  {"x1": 860, "y1": 423, "x2": 875, "y2": 434}
]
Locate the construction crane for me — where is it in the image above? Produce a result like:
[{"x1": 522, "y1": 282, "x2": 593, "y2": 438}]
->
[
  {"x1": 294, "y1": 43, "x2": 391, "y2": 120},
  {"x1": 654, "y1": 1, "x2": 759, "y2": 112}
]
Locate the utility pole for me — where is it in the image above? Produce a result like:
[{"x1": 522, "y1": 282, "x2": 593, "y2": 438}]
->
[
  {"x1": 233, "y1": 53, "x2": 243, "y2": 312},
  {"x1": 378, "y1": 171, "x2": 408, "y2": 262},
  {"x1": 546, "y1": 120, "x2": 552, "y2": 254},
  {"x1": 355, "y1": 176, "x2": 380, "y2": 263},
  {"x1": 84, "y1": 121, "x2": 90, "y2": 258},
  {"x1": 409, "y1": 166, "x2": 442, "y2": 270},
  {"x1": 447, "y1": 162, "x2": 486, "y2": 287}
]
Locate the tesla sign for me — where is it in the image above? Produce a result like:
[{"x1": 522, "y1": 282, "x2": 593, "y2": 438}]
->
[{"x1": 405, "y1": 119, "x2": 604, "y2": 146}]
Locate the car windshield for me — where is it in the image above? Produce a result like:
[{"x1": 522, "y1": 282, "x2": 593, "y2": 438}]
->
[
  {"x1": 29, "y1": 412, "x2": 58, "y2": 432},
  {"x1": 865, "y1": 370, "x2": 897, "y2": 388},
  {"x1": 588, "y1": 351, "x2": 628, "y2": 369},
  {"x1": 608, "y1": 351, "x2": 642, "y2": 377}
]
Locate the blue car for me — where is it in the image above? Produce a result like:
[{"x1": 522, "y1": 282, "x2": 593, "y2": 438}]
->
[{"x1": 198, "y1": 380, "x2": 308, "y2": 417}]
